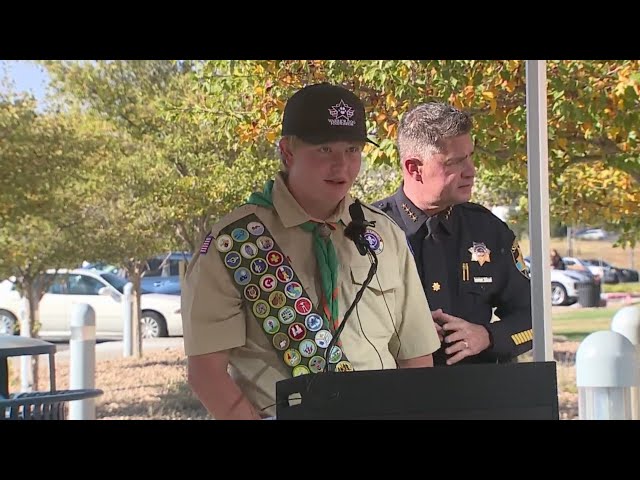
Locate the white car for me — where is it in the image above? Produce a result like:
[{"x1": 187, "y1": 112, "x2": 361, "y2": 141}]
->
[
  {"x1": 0, "y1": 269, "x2": 183, "y2": 339},
  {"x1": 524, "y1": 257, "x2": 594, "y2": 306}
]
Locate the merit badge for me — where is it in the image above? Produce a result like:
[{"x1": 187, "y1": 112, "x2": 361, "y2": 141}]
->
[
  {"x1": 283, "y1": 349, "x2": 301, "y2": 367},
  {"x1": 266, "y1": 251, "x2": 284, "y2": 267},
  {"x1": 299, "y1": 339, "x2": 317, "y2": 357},
  {"x1": 308, "y1": 356, "x2": 326, "y2": 373},
  {"x1": 252, "y1": 300, "x2": 270, "y2": 319},
  {"x1": 231, "y1": 228, "x2": 249, "y2": 242},
  {"x1": 256, "y1": 236, "x2": 274, "y2": 252},
  {"x1": 259, "y1": 274, "x2": 277, "y2": 292},
  {"x1": 275, "y1": 265, "x2": 294, "y2": 283},
  {"x1": 234, "y1": 267, "x2": 251, "y2": 286},
  {"x1": 294, "y1": 297, "x2": 313, "y2": 315},
  {"x1": 314, "y1": 330, "x2": 332, "y2": 349},
  {"x1": 263, "y1": 316, "x2": 280, "y2": 335},
  {"x1": 273, "y1": 333, "x2": 290, "y2": 351},
  {"x1": 335, "y1": 361, "x2": 354, "y2": 372},
  {"x1": 240, "y1": 242, "x2": 258, "y2": 259},
  {"x1": 247, "y1": 221, "x2": 265, "y2": 236},
  {"x1": 304, "y1": 313, "x2": 323, "y2": 332},
  {"x1": 215, "y1": 234, "x2": 233, "y2": 253},
  {"x1": 468, "y1": 242, "x2": 491, "y2": 266},
  {"x1": 278, "y1": 306, "x2": 297, "y2": 325},
  {"x1": 329, "y1": 345, "x2": 342, "y2": 364},
  {"x1": 284, "y1": 281, "x2": 303, "y2": 300},
  {"x1": 364, "y1": 228, "x2": 384, "y2": 255},
  {"x1": 243, "y1": 284, "x2": 261, "y2": 302},
  {"x1": 250, "y1": 258, "x2": 268, "y2": 276},
  {"x1": 200, "y1": 234, "x2": 214, "y2": 254},
  {"x1": 224, "y1": 251, "x2": 241, "y2": 269},
  {"x1": 288, "y1": 323, "x2": 307, "y2": 341},
  {"x1": 268, "y1": 291, "x2": 287, "y2": 309},
  {"x1": 292, "y1": 365, "x2": 310, "y2": 377},
  {"x1": 511, "y1": 238, "x2": 530, "y2": 280}
]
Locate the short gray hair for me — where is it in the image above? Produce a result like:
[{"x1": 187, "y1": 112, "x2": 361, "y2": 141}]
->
[{"x1": 398, "y1": 102, "x2": 472, "y2": 160}]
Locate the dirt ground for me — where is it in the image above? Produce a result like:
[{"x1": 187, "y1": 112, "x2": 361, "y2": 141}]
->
[{"x1": 10, "y1": 341, "x2": 580, "y2": 420}]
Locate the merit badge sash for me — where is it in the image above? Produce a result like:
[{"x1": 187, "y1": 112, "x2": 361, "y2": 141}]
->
[{"x1": 213, "y1": 214, "x2": 354, "y2": 377}]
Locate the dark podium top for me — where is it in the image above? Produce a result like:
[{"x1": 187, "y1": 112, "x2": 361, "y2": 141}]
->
[{"x1": 276, "y1": 361, "x2": 558, "y2": 420}]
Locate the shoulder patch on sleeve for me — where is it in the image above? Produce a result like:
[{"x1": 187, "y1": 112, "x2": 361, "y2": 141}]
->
[{"x1": 511, "y1": 238, "x2": 530, "y2": 280}]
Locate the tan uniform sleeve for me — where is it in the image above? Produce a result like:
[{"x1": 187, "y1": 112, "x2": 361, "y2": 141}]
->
[
  {"x1": 181, "y1": 238, "x2": 246, "y2": 357},
  {"x1": 388, "y1": 234, "x2": 441, "y2": 360}
]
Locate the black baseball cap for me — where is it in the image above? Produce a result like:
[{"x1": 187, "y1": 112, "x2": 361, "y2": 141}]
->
[{"x1": 281, "y1": 83, "x2": 379, "y2": 147}]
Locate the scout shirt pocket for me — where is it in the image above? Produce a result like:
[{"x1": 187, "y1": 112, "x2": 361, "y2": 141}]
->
[{"x1": 348, "y1": 261, "x2": 400, "y2": 339}]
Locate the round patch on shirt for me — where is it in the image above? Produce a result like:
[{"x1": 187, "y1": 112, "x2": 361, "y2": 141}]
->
[
  {"x1": 231, "y1": 228, "x2": 249, "y2": 243},
  {"x1": 294, "y1": 297, "x2": 313, "y2": 316},
  {"x1": 259, "y1": 274, "x2": 277, "y2": 292},
  {"x1": 224, "y1": 251, "x2": 241, "y2": 269},
  {"x1": 215, "y1": 234, "x2": 233, "y2": 253},
  {"x1": 252, "y1": 300, "x2": 270, "y2": 319},
  {"x1": 315, "y1": 330, "x2": 333, "y2": 349},
  {"x1": 250, "y1": 258, "x2": 268, "y2": 276},
  {"x1": 247, "y1": 221, "x2": 265, "y2": 237},
  {"x1": 243, "y1": 284, "x2": 260, "y2": 302},
  {"x1": 364, "y1": 228, "x2": 384, "y2": 255},
  {"x1": 268, "y1": 291, "x2": 287, "y2": 309},
  {"x1": 283, "y1": 349, "x2": 301, "y2": 367},
  {"x1": 308, "y1": 355, "x2": 326, "y2": 373},
  {"x1": 276, "y1": 265, "x2": 294, "y2": 283},
  {"x1": 304, "y1": 313, "x2": 323, "y2": 332},
  {"x1": 263, "y1": 316, "x2": 280, "y2": 335},
  {"x1": 273, "y1": 333, "x2": 290, "y2": 351},
  {"x1": 292, "y1": 365, "x2": 310, "y2": 377},
  {"x1": 288, "y1": 323, "x2": 307, "y2": 341},
  {"x1": 329, "y1": 345, "x2": 343, "y2": 364},
  {"x1": 278, "y1": 306, "x2": 297, "y2": 325},
  {"x1": 298, "y1": 339, "x2": 317, "y2": 358},
  {"x1": 284, "y1": 281, "x2": 303, "y2": 300},
  {"x1": 266, "y1": 251, "x2": 284, "y2": 267},
  {"x1": 256, "y1": 236, "x2": 274, "y2": 252},
  {"x1": 234, "y1": 267, "x2": 251, "y2": 286},
  {"x1": 240, "y1": 242, "x2": 258, "y2": 259}
]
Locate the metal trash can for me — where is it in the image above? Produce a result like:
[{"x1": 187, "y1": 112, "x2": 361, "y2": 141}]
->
[{"x1": 577, "y1": 281, "x2": 601, "y2": 307}]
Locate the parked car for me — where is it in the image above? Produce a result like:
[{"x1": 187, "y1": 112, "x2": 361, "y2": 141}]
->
[
  {"x1": 524, "y1": 257, "x2": 595, "y2": 306},
  {"x1": 0, "y1": 269, "x2": 182, "y2": 339},
  {"x1": 141, "y1": 252, "x2": 193, "y2": 295},
  {"x1": 583, "y1": 259, "x2": 639, "y2": 283}
]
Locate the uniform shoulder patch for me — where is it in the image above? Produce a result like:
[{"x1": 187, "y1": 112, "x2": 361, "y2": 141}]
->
[
  {"x1": 199, "y1": 204, "x2": 260, "y2": 255},
  {"x1": 511, "y1": 238, "x2": 530, "y2": 280}
]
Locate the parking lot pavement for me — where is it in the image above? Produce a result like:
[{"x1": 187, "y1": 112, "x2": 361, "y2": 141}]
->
[{"x1": 49, "y1": 336, "x2": 185, "y2": 361}]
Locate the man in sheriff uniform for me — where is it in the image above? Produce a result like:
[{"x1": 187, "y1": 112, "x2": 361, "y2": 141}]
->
[
  {"x1": 181, "y1": 83, "x2": 441, "y2": 420},
  {"x1": 375, "y1": 101, "x2": 532, "y2": 367}
]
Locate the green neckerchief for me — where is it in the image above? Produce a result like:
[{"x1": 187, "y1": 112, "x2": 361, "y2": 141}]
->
[{"x1": 246, "y1": 179, "x2": 340, "y2": 331}]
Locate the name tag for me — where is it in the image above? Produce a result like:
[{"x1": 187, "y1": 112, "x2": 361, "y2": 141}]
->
[{"x1": 474, "y1": 277, "x2": 493, "y2": 283}]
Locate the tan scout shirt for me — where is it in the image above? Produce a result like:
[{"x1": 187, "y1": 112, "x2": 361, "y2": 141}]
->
[{"x1": 182, "y1": 173, "x2": 440, "y2": 417}]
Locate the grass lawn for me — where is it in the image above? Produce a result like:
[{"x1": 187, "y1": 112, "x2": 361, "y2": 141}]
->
[
  {"x1": 552, "y1": 303, "x2": 639, "y2": 341},
  {"x1": 603, "y1": 282, "x2": 640, "y2": 294}
]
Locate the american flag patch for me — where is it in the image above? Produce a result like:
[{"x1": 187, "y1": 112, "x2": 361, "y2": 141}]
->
[{"x1": 200, "y1": 234, "x2": 214, "y2": 254}]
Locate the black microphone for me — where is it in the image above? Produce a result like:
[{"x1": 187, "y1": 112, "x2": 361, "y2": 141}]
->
[
  {"x1": 324, "y1": 200, "x2": 379, "y2": 373},
  {"x1": 344, "y1": 199, "x2": 376, "y2": 256}
]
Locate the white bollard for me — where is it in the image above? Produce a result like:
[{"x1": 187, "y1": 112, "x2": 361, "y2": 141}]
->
[
  {"x1": 123, "y1": 282, "x2": 133, "y2": 357},
  {"x1": 611, "y1": 305, "x2": 640, "y2": 420},
  {"x1": 19, "y1": 297, "x2": 32, "y2": 392},
  {"x1": 69, "y1": 303, "x2": 96, "y2": 420},
  {"x1": 576, "y1": 330, "x2": 639, "y2": 420}
]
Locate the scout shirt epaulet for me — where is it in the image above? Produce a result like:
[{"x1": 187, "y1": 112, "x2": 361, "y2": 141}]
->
[
  {"x1": 361, "y1": 201, "x2": 403, "y2": 230},
  {"x1": 198, "y1": 204, "x2": 260, "y2": 255}
]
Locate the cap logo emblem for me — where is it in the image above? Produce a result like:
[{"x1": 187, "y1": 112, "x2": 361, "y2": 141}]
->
[{"x1": 328, "y1": 99, "x2": 355, "y2": 127}]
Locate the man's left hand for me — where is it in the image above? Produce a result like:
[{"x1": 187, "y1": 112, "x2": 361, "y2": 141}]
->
[{"x1": 432, "y1": 311, "x2": 491, "y2": 365}]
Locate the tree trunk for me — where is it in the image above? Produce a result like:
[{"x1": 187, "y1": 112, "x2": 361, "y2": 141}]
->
[{"x1": 130, "y1": 263, "x2": 143, "y2": 358}]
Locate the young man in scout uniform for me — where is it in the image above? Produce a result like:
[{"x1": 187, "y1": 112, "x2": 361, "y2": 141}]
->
[
  {"x1": 375, "y1": 102, "x2": 533, "y2": 367},
  {"x1": 181, "y1": 83, "x2": 441, "y2": 420}
]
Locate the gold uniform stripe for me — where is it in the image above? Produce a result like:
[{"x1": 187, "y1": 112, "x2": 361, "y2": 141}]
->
[{"x1": 511, "y1": 329, "x2": 533, "y2": 345}]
